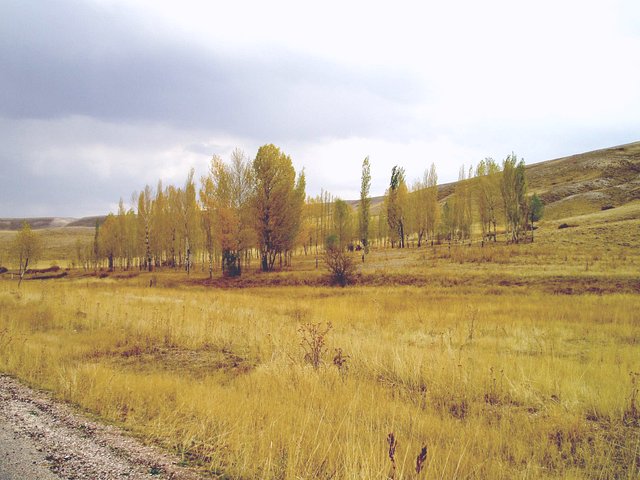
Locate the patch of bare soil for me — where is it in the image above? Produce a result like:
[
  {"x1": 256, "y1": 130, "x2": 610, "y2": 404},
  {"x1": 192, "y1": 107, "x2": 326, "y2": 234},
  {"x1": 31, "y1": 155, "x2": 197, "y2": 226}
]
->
[{"x1": 0, "y1": 375, "x2": 204, "y2": 480}]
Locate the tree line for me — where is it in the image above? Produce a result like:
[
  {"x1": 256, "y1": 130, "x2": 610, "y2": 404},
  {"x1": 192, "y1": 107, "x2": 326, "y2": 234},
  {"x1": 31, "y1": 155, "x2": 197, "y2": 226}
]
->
[
  {"x1": 383, "y1": 153, "x2": 542, "y2": 249},
  {"x1": 67, "y1": 146, "x2": 543, "y2": 277}
]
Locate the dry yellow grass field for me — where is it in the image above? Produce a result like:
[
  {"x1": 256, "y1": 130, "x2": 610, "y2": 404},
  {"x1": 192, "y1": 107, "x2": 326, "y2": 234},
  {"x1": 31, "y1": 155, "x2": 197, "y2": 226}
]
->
[{"x1": 1, "y1": 213, "x2": 639, "y2": 479}]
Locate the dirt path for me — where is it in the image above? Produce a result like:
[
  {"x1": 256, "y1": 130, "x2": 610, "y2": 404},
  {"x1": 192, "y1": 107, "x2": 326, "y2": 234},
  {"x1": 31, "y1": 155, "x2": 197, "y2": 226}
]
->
[{"x1": 0, "y1": 375, "x2": 204, "y2": 480}]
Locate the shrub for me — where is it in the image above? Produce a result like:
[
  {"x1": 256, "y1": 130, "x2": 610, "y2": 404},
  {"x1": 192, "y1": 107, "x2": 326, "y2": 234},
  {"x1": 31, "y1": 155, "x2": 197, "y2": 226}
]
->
[{"x1": 323, "y1": 235, "x2": 356, "y2": 286}]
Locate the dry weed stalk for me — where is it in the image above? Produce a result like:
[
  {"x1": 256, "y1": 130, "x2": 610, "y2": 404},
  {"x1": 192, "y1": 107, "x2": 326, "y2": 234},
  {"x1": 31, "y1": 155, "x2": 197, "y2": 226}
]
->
[
  {"x1": 387, "y1": 432, "x2": 397, "y2": 479},
  {"x1": 623, "y1": 371, "x2": 639, "y2": 426},
  {"x1": 332, "y1": 347, "x2": 349, "y2": 376},
  {"x1": 415, "y1": 445, "x2": 427, "y2": 475},
  {"x1": 298, "y1": 322, "x2": 332, "y2": 370}
]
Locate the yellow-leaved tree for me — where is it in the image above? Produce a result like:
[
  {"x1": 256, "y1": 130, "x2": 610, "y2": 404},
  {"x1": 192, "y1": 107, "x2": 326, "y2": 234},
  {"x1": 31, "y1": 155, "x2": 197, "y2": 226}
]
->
[
  {"x1": 201, "y1": 149, "x2": 255, "y2": 277},
  {"x1": 253, "y1": 144, "x2": 305, "y2": 271},
  {"x1": 12, "y1": 222, "x2": 42, "y2": 287}
]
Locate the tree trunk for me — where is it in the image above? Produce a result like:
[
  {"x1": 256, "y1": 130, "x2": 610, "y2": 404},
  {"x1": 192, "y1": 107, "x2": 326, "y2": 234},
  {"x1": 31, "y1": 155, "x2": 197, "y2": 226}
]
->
[{"x1": 17, "y1": 257, "x2": 28, "y2": 288}]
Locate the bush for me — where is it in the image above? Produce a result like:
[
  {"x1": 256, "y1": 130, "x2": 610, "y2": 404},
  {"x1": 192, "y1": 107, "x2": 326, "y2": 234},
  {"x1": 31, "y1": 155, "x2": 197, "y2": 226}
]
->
[
  {"x1": 222, "y1": 251, "x2": 241, "y2": 277},
  {"x1": 324, "y1": 242, "x2": 356, "y2": 286}
]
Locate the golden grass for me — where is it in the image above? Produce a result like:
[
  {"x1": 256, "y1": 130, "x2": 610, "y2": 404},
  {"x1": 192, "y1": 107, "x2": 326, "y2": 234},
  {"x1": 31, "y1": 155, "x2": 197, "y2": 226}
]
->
[
  {"x1": 0, "y1": 227, "x2": 94, "y2": 268},
  {"x1": 1, "y1": 206, "x2": 639, "y2": 478},
  {"x1": 1, "y1": 265, "x2": 639, "y2": 478}
]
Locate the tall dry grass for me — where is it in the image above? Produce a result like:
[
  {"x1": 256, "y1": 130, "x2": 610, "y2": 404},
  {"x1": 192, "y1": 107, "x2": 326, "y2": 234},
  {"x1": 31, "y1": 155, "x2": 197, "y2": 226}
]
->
[{"x1": 1, "y1": 274, "x2": 639, "y2": 479}]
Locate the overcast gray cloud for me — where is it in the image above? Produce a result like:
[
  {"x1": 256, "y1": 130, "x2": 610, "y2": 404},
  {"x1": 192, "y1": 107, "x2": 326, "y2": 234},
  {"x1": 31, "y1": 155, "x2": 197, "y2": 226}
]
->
[
  {"x1": 0, "y1": 0, "x2": 420, "y2": 141},
  {"x1": 1, "y1": 0, "x2": 639, "y2": 217}
]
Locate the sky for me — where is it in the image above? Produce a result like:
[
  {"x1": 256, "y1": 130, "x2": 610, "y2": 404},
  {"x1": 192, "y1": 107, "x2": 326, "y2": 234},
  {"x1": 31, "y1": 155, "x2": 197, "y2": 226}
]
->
[{"x1": 1, "y1": 0, "x2": 639, "y2": 217}]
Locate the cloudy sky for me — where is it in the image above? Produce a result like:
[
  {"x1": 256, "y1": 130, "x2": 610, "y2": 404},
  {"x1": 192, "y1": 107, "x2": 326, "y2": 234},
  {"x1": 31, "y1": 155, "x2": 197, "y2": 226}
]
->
[{"x1": 1, "y1": 0, "x2": 639, "y2": 217}]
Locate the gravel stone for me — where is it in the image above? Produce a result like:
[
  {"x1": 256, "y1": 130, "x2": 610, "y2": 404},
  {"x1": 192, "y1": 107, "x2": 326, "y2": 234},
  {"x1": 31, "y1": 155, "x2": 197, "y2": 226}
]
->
[{"x1": 0, "y1": 375, "x2": 204, "y2": 480}]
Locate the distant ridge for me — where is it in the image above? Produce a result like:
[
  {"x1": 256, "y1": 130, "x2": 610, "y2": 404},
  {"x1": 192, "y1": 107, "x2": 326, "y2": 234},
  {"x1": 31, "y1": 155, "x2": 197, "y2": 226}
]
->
[
  {"x1": 348, "y1": 141, "x2": 640, "y2": 217},
  {"x1": 2, "y1": 141, "x2": 639, "y2": 231},
  {"x1": 0, "y1": 216, "x2": 105, "y2": 231}
]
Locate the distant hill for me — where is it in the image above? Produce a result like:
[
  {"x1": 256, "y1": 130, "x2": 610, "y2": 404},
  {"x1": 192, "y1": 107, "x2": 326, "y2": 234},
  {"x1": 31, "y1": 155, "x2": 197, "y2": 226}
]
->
[
  {"x1": 523, "y1": 141, "x2": 640, "y2": 220},
  {"x1": 0, "y1": 217, "x2": 76, "y2": 231},
  {"x1": 0, "y1": 216, "x2": 106, "y2": 231},
  {"x1": 66, "y1": 216, "x2": 106, "y2": 228},
  {"x1": 2, "y1": 141, "x2": 639, "y2": 230},
  {"x1": 347, "y1": 141, "x2": 640, "y2": 218}
]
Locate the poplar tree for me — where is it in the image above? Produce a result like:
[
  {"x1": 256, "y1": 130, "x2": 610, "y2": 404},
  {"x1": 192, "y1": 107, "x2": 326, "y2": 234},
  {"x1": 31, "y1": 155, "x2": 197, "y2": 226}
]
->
[
  {"x1": 151, "y1": 180, "x2": 169, "y2": 267},
  {"x1": 410, "y1": 162, "x2": 438, "y2": 247},
  {"x1": 501, "y1": 153, "x2": 528, "y2": 243},
  {"x1": 425, "y1": 163, "x2": 439, "y2": 245},
  {"x1": 179, "y1": 169, "x2": 200, "y2": 275},
  {"x1": 137, "y1": 185, "x2": 153, "y2": 271},
  {"x1": 99, "y1": 214, "x2": 118, "y2": 271},
  {"x1": 452, "y1": 165, "x2": 472, "y2": 241},
  {"x1": 199, "y1": 168, "x2": 217, "y2": 279},
  {"x1": 410, "y1": 178, "x2": 427, "y2": 247},
  {"x1": 475, "y1": 158, "x2": 501, "y2": 243},
  {"x1": 358, "y1": 157, "x2": 371, "y2": 254},
  {"x1": 333, "y1": 199, "x2": 352, "y2": 250},
  {"x1": 386, "y1": 166, "x2": 408, "y2": 248}
]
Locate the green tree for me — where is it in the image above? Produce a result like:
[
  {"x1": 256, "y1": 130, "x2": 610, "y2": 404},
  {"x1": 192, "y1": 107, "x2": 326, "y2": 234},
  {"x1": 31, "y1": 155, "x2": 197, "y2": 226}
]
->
[
  {"x1": 452, "y1": 165, "x2": 472, "y2": 241},
  {"x1": 12, "y1": 222, "x2": 42, "y2": 287},
  {"x1": 475, "y1": 158, "x2": 501, "y2": 243},
  {"x1": 409, "y1": 163, "x2": 439, "y2": 247},
  {"x1": 98, "y1": 214, "x2": 118, "y2": 271},
  {"x1": 332, "y1": 198, "x2": 352, "y2": 250},
  {"x1": 410, "y1": 179, "x2": 427, "y2": 247},
  {"x1": 166, "y1": 185, "x2": 181, "y2": 268},
  {"x1": 151, "y1": 180, "x2": 169, "y2": 268},
  {"x1": 179, "y1": 169, "x2": 200, "y2": 274},
  {"x1": 386, "y1": 166, "x2": 408, "y2": 248},
  {"x1": 358, "y1": 157, "x2": 371, "y2": 254},
  {"x1": 529, "y1": 193, "x2": 544, "y2": 242},
  {"x1": 92, "y1": 219, "x2": 100, "y2": 272},
  {"x1": 424, "y1": 163, "x2": 439, "y2": 245},
  {"x1": 253, "y1": 144, "x2": 305, "y2": 271},
  {"x1": 137, "y1": 185, "x2": 153, "y2": 271},
  {"x1": 501, "y1": 153, "x2": 528, "y2": 243}
]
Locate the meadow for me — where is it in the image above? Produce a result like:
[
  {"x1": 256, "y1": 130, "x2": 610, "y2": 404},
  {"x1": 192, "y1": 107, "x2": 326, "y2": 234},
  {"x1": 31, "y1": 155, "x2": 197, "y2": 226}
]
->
[{"x1": 1, "y1": 204, "x2": 639, "y2": 479}]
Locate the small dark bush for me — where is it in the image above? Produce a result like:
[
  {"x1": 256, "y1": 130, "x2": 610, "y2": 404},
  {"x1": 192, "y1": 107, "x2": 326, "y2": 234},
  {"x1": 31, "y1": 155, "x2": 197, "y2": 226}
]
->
[
  {"x1": 558, "y1": 223, "x2": 570, "y2": 229},
  {"x1": 601, "y1": 205, "x2": 615, "y2": 211},
  {"x1": 324, "y1": 246, "x2": 356, "y2": 286},
  {"x1": 0, "y1": 267, "x2": 7, "y2": 274},
  {"x1": 222, "y1": 250, "x2": 241, "y2": 277}
]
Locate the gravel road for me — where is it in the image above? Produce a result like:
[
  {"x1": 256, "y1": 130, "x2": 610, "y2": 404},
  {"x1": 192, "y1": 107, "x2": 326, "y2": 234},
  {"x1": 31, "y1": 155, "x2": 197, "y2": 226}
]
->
[{"x1": 0, "y1": 375, "x2": 204, "y2": 480}]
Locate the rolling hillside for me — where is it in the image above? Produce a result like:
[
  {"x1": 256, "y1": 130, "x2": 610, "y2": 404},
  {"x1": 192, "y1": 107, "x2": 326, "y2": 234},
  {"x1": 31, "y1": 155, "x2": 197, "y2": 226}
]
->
[{"x1": 2, "y1": 141, "x2": 639, "y2": 231}]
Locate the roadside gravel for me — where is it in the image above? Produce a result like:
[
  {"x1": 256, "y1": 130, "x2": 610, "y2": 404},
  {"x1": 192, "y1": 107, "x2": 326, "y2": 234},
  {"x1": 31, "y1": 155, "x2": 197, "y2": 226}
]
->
[{"x1": 0, "y1": 375, "x2": 204, "y2": 480}]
